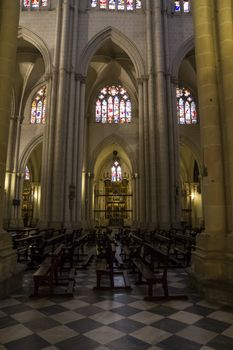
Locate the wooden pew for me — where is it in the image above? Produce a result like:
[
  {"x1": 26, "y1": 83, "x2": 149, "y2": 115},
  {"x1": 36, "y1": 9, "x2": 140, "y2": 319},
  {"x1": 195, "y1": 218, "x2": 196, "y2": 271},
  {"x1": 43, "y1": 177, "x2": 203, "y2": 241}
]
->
[
  {"x1": 131, "y1": 242, "x2": 187, "y2": 301},
  {"x1": 94, "y1": 234, "x2": 131, "y2": 290},
  {"x1": 32, "y1": 244, "x2": 75, "y2": 297}
]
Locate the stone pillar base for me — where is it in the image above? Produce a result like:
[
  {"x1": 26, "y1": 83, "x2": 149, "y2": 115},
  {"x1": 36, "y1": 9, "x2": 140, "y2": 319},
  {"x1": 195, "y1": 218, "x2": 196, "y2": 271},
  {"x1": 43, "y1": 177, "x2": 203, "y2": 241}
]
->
[
  {"x1": 190, "y1": 232, "x2": 233, "y2": 306},
  {"x1": 0, "y1": 232, "x2": 24, "y2": 297}
]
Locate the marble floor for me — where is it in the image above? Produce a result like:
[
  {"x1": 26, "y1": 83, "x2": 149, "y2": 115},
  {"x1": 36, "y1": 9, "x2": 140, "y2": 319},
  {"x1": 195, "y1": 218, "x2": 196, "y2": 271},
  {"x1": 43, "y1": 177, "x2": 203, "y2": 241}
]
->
[{"x1": 1, "y1": 259, "x2": 233, "y2": 350}]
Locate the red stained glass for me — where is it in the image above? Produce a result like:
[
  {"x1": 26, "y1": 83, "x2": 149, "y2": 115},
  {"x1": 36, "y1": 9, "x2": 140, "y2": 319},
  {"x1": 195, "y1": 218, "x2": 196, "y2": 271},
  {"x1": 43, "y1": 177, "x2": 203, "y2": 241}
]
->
[
  {"x1": 31, "y1": 0, "x2": 39, "y2": 8},
  {"x1": 100, "y1": 0, "x2": 107, "y2": 9}
]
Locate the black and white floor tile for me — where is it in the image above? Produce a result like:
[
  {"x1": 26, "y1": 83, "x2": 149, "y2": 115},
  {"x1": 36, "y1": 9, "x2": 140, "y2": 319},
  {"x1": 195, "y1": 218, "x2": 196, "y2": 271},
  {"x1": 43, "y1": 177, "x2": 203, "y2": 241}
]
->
[{"x1": 1, "y1": 260, "x2": 233, "y2": 350}]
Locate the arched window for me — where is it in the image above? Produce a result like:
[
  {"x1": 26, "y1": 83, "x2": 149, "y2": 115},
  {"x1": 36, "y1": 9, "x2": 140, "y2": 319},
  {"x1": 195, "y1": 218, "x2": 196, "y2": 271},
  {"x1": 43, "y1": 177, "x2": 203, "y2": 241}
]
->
[
  {"x1": 30, "y1": 86, "x2": 47, "y2": 124},
  {"x1": 91, "y1": 0, "x2": 142, "y2": 11},
  {"x1": 177, "y1": 87, "x2": 197, "y2": 124},
  {"x1": 173, "y1": 0, "x2": 190, "y2": 13},
  {"x1": 96, "y1": 85, "x2": 132, "y2": 124},
  {"x1": 111, "y1": 160, "x2": 122, "y2": 182},
  {"x1": 22, "y1": 0, "x2": 49, "y2": 9},
  {"x1": 24, "y1": 165, "x2": 31, "y2": 180}
]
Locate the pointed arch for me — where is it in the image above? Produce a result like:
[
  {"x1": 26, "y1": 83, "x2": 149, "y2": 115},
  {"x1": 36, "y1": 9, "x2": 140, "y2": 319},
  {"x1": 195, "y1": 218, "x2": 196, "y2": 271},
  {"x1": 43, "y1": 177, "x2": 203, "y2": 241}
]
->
[
  {"x1": 19, "y1": 134, "x2": 43, "y2": 174},
  {"x1": 78, "y1": 26, "x2": 145, "y2": 79},
  {"x1": 170, "y1": 35, "x2": 195, "y2": 79},
  {"x1": 18, "y1": 27, "x2": 52, "y2": 75},
  {"x1": 88, "y1": 134, "x2": 136, "y2": 176},
  {"x1": 180, "y1": 135, "x2": 202, "y2": 176}
]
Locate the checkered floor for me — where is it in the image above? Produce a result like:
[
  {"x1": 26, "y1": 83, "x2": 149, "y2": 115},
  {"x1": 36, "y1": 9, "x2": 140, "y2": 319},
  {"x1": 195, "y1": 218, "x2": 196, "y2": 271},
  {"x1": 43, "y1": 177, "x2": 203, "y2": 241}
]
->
[{"x1": 1, "y1": 257, "x2": 233, "y2": 350}]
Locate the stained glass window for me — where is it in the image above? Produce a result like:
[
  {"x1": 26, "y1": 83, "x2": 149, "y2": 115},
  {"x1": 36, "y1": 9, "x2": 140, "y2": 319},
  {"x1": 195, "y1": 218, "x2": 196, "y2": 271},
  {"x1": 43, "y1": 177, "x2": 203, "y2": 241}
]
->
[
  {"x1": 22, "y1": 0, "x2": 49, "y2": 9},
  {"x1": 126, "y1": 0, "x2": 134, "y2": 10},
  {"x1": 111, "y1": 161, "x2": 122, "y2": 182},
  {"x1": 183, "y1": 0, "x2": 190, "y2": 12},
  {"x1": 136, "y1": 0, "x2": 141, "y2": 9},
  {"x1": 91, "y1": 0, "x2": 98, "y2": 6},
  {"x1": 32, "y1": 0, "x2": 39, "y2": 8},
  {"x1": 95, "y1": 85, "x2": 132, "y2": 124},
  {"x1": 118, "y1": 0, "x2": 125, "y2": 10},
  {"x1": 109, "y1": 0, "x2": 116, "y2": 10},
  {"x1": 177, "y1": 87, "x2": 197, "y2": 125},
  {"x1": 25, "y1": 165, "x2": 31, "y2": 180},
  {"x1": 174, "y1": 1, "x2": 181, "y2": 12},
  {"x1": 30, "y1": 86, "x2": 47, "y2": 124},
  {"x1": 100, "y1": 0, "x2": 107, "y2": 8},
  {"x1": 90, "y1": 0, "x2": 141, "y2": 10},
  {"x1": 23, "y1": 0, "x2": 30, "y2": 7},
  {"x1": 173, "y1": 0, "x2": 190, "y2": 13}
]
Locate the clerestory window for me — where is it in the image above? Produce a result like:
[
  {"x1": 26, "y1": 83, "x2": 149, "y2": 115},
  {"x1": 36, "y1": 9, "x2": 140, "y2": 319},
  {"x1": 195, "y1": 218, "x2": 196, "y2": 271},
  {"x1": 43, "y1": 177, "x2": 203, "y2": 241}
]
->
[
  {"x1": 91, "y1": 0, "x2": 142, "y2": 11},
  {"x1": 22, "y1": 0, "x2": 49, "y2": 10},
  {"x1": 95, "y1": 85, "x2": 132, "y2": 124},
  {"x1": 30, "y1": 86, "x2": 47, "y2": 124},
  {"x1": 173, "y1": 0, "x2": 191, "y2": 13},
  {"x1": 177, "y1": 87, "x2": 197, "y2": 125}
]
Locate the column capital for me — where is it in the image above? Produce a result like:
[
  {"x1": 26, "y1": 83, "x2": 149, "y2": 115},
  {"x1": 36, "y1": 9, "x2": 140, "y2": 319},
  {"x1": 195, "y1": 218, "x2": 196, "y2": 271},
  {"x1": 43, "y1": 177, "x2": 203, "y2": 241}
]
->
[
  {"x1": 75, "y1": 73, "x2": 86, "y2": 83},
  {"x1": 137, "y1": 75, "x2": 149, "y2": 84},
  {"x1": 170, "y1": 75, "x2": 178, "y2": 85},
  {"x1": 44, "y1": 72, "x2": 52, "y2": 82}
]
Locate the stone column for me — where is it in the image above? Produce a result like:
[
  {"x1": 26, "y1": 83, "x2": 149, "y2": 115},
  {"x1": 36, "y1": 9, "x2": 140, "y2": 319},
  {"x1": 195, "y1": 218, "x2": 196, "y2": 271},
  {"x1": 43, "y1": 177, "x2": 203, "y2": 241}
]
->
[
  {"x1": 170, "y1": 77, "x2": 181, "y2": 224},
  {"x1": 50, "y1": 0, "x2": 71, "y2": 226},
  {"x1": 75, "y1": 77, "x2": 86, "y2": 224},
  {"x1": 215, "y1": 1, "x2": 233, "y2": 291},
  {"x1": 153, "y1": 1, "x2": 170, "y2": 228},
  {"x1": 0, "y1": 1, "x2": 20, "y2": 296},
  {"x1": 163, "y1": 0, "x2": 181, "y2": 226},
  {"x1": 216, "y1": 1, "x2": 233, "y2": 231},
  {"x1": 146, "y1": 0, "x2": 157, "y2": 226},
  {"x1": 73, "y1": 75, "x2": 81, "y2": 224},
  {"x1": 63, "y1": 0, "x2": 80, "y2": 227},
  {"x1": 143, "y1": 77, "x2": 150, "y2": 224},
  {"x1": 193, "y1": 0, "x2": 226, "y2": 235},
  {"x1": 40, "y1": 0, "x2": 63, "y2": 227},
  {"x1": 138, "y1": 79, "x2": 146, "y2": 224},
  {"x1": 191, "y1": 1, "x2": 229, "y2": 301}
]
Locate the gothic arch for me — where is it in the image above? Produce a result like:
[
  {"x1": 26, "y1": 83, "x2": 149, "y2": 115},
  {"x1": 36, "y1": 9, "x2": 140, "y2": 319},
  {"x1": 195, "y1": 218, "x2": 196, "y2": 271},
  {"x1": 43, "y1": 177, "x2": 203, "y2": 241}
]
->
[
  {"x1": 78, "y1": 26, "x2": 145, "y2": 79},
  {"x1": 170, "y1": 35, "x2": 195, "y2": 79},
  {"x1": 89, "y1": 134, "x2": 136, "y2": 176},
  {"x1": 19, "y1": 135, "x2": 43, "y2": 174},
  {"x1": 180, "y1": 135, "x2": 202, "y2": 175},
  {"x1": 18, "y1": 27, "x2": 52, "y2": 76}
]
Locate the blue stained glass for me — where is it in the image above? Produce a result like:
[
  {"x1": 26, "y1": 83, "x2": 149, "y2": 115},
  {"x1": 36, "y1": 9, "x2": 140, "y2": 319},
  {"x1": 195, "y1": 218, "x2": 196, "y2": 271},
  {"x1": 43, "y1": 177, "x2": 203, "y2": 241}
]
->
[{"x1": 175, "y1": 1, "x2": 181, "y2": 11}]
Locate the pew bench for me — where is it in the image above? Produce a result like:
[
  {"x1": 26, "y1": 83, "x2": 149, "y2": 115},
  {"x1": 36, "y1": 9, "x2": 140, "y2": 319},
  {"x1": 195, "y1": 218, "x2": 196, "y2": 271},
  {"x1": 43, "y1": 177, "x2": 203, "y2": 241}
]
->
[
  {"x1": 132, "y1": 243, "x2": 187, "y2": 301},
  {"x1": 32, "y1": 244, "x2": 75, "y2": 297}
]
